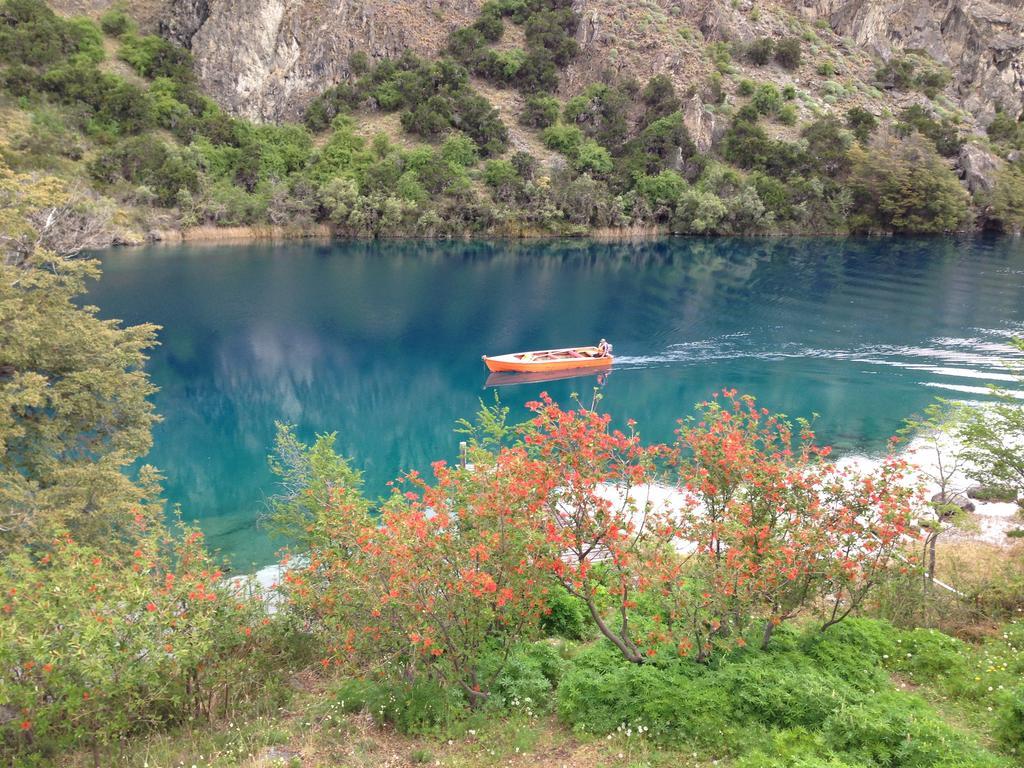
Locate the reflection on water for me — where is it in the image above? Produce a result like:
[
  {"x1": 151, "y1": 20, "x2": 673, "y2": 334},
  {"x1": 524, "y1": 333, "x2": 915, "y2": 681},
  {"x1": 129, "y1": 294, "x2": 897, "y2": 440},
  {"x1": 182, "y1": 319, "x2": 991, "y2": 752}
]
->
[
  {"x1": 87, "y1": 236, "x2": 1024, "y2": 566},
  {"x1": 484, "y1": 369, "x2": 611, "y2": 388}
]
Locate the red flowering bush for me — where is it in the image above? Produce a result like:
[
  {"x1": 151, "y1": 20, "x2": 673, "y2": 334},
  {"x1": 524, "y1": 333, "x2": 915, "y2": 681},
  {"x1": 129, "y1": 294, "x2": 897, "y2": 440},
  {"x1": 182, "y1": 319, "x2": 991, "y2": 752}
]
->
[
  {"x1": 281, "y1": 390, "x2": 919, "y2": 690},
  {"x1": 0, "y1": 519, "x2": 277, "y2": 760},
  {"x1": 671, "y1": 390, "x2": 917, "y2": 657},
  {"x1": 281, "y1": 447, "x2": 553, "y2": 707},
  {"x1": 519, "y1": 393, "x2": 675, "y2": 663}
]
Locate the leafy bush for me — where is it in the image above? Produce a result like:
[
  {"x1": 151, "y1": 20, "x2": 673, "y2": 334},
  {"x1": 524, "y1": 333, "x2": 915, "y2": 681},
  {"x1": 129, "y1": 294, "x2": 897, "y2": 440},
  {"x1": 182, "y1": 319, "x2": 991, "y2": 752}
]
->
[
  {"x1": 0, "y1": 526, "x2": 283, "y2": 760},
  {"x1": 99, "y1": 7, "x2": 134, "y2": 37},
  {"x1": 617, "y1": 111, "x2": 696, "y2": 181},
  {"x1": 640, "y1": 74, "x2": 680, "y2": 125},
  {"x1": 573, "y1": 139, "x2": 613, "y2": 174},
  {"x1": 987, "y1": 109, "x2": 1023, "y2": 148},
  {"x1": 89, "y1": 136, "x2": 199, "y2": 204},
  {"x1": 118, "y1": 32, "x2": 195, "y2": 83},
  {"x1": 990, "y1": 165, "x2": 1024, "y2": 233},
  {"x1": 995, "y1": 685, "x2": 1024, "y2": 749},
  {"x1": 557, "y1": 645, "x2": 734, "y2": 745},
  {"x1": 635, "y1": 169, "x2": 688, "y2": 210},
  {"x1": 542, "y1": 123, "x2": 585, "y2": 154},
  {"x1": 441, "y1": 132, "x2": 479, "y2": 167},
  {"x1": 473, "y1": 7, "x2": 504, "y2": 41},
  {"x1": 332, "y1": 678, "x2": 466, "y2": 735},
  {"x1": 752, "y1": 83, "x2": 782, "y2": 116},
  {"x1": 774, "y1": 37, "x2": 802, "y2": 69},
  {"x1": 747, "y1": 37, "x2": 774, "y2": 65},
  {"x1": 822, "y1": 691, "x2": 1004, "y2": 767},
  {"x1": 0, "y1": 0, "x2": 104, "y2": 67},
  {"x1": 520, "y1": 94, "x2": 560, "y2": 128},
  {"x1": 896, "y1": 105, "x2": 962, "y2": 157},
  {"x1": 562, "y1": 83, "x2": 630, "y2": 150},
  {"x1": 719, "y1": 652, "x2": 863, "y2": 730},
  {"x1": 801, "y1": 117, "x2": 851, "y2": 176},
  {"x1": 778, "y1": 103, "x2": 797, "y2": 125},
  {"x1": 875, "y1": 54, "x2": 950, "y2": 98},
  {"x1": 847, "y1": 134, "x2": 971, "y2": 233},
  {"x1": 708, "y1": 41, "x2": 734, "y2": 73},
  {"x1": 540, "y1": 585, "x2": 588, "y2": 639},
  {"x1": 523, "y1": 8, "x2": 579, "y2": 67},
  {"x1": 483, "y1": 643, "x2": 565, "y2": 711},
  {"x1": 846, "y1": 106, "x2": 878, "y2": 144}
]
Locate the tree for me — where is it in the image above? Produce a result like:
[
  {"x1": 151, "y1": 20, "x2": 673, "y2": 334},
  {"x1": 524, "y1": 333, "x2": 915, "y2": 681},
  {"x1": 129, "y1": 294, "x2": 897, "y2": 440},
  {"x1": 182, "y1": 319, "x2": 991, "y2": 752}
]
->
[
  {"x1": 520, "y1": 95, "x2": 560, "y2": 129},
  {"x1": 519, "y1": 393, "x2": 672, "y2": 663},
  {"x1": 990, "y1": 165, "x2": 1024, "y2": 234},
  {"x1": 639, "y1": 74, "x2": 680, "y2": 125},
  {"x1": 847, "y1": 134, "x2": 971, "y2": 233},
  {"x1": 959, "y1": 339, "x2": 1024, "y2": 500},
  {"x1": 278, "y1": 434, "x2": 551, "y2": 707},
  {"x1": 675, "y1": 390, "x2": 914, "y2": 654},
  {"x1": 774, "y1": 38, "x2": 802, "y2": 70},
  {"x1": 0, "y1": 161, "x2": 160, "y2": 553},
  {"x1": 747, "y1": 38, "x2": 774, "y2": 65},
  {"x1": 846, "y1": 106, "x2": 878, "y2": 145},
  {"x1": 899, "y1": 403, "x2": 973, "y2": 622},
  {"x1": 801, "y1": 117, "x2": 851, "y2": 176}
]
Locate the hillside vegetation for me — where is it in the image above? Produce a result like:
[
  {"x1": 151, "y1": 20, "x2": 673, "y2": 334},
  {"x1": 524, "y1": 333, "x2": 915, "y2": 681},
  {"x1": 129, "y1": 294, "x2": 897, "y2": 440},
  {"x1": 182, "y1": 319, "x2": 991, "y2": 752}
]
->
[{"x1": 1, "y1": 0, "x2": 1023, "y2": 242}]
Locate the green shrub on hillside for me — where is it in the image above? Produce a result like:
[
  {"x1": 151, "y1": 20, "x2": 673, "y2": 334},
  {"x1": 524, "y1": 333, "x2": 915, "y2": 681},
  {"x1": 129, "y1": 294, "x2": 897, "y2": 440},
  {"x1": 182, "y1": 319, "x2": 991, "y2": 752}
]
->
[
  {"x1": 774, "y1": 37, "x2": 802, "y2": 70},
  {"x1": 896, "y1": 104, "x2": 962, "y2": 157},
  {"x1": 542, "y1": 123, "x2": 585, "y2": 154},
  {"x1": 847, "y1": 133, "x2": 971, "y2": 233},
  {"x1": 752, "y1": 83, "x2": 783, "y2": 116},
  {"x1": 846, "y1": 106, "x2": 878, "y2": 144},
  {"x1": 988, "y1": 108, "x2": 1023, "y2": 148},
  {"x1": 99, "y1": 6, "x2": 134, "y2": 37},
  {"x1": 747, "y1": 37, "x2": 774, "y2": 66},
  {"x1": 990, "y1": 165, "x2": 1024, "y2": 233},
  {"x1": 556, "y1": 620, "x2": 1013, "y2": 765},
  {"x1": 0, "y1": 0, "x2": 103, "y2": 67},
  {"x1": 520, "y1": 94, "x2": 560, "y2": 128},
  {"x1": 119, "y1": 32, "x2": 195, "y2": 83},
  {"x1": 640, "y1": 74, "x2": 680, "y2": 125},
  {"x1": 875, "y1": 54, "x2": 951, "y2": 98},
  {"x1": 563, "y1": 83, "x2": 629, "y2": 150}
]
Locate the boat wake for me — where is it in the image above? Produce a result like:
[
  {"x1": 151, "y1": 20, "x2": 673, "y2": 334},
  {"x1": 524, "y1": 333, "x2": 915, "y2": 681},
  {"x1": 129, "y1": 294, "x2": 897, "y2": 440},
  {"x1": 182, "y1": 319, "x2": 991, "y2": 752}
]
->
[{"x1": 612, "y1": 331, "x2": 1024, "y2": 398}]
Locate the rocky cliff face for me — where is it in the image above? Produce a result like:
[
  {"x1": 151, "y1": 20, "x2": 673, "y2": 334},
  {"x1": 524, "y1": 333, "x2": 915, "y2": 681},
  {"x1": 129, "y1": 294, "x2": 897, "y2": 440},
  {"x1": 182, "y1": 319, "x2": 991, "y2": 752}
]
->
[
  {"x1": 808, "y1": 0, "x2": 1024, "y2": 124},
  {"x1": 159, "y1": 0, "x2": 482, "y2": 121},
  {"x1": 53, "y1": 0, "x2": 1023, "y2": 128}
]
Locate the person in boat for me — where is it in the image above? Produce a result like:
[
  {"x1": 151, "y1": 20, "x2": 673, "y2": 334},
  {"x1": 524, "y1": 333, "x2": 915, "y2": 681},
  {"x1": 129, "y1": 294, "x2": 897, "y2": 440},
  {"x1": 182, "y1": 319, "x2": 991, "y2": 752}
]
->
[{"x1": 597, "y1": 338, "x2": 611, "y2": 357}]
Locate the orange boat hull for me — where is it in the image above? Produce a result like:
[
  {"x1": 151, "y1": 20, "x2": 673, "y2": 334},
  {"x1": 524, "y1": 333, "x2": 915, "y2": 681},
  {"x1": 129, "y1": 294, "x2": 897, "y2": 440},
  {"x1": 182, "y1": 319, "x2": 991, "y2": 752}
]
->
[{"x1": 482, "y1": 347, "x2": 614, "y2": 373}]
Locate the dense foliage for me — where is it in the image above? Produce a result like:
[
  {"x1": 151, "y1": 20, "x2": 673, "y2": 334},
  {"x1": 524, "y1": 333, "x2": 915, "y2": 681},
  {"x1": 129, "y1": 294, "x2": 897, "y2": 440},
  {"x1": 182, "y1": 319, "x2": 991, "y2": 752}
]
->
[
  {"x1": 0, "y1": 0, "x2": 998, "y2": 238},
  {"x1": 0, "y1": 160, "x2": 159, "y2": 554}
]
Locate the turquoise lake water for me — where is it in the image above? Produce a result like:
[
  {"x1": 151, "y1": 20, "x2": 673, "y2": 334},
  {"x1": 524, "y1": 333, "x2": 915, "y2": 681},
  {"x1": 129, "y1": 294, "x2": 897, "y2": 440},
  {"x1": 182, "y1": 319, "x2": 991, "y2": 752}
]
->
[{"x1": 88, "y1": 236, "x2": 1024, "y2": 567}]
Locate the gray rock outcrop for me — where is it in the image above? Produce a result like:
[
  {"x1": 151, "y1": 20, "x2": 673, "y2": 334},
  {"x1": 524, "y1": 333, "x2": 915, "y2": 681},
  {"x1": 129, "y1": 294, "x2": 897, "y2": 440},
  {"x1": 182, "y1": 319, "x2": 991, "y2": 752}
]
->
[
  {"x1": 958, "y1": 142, "x2": 1004, "y2": 195},
  {"x1": 159, "y1": 0, "x2": 482, "y2": 122},
  {"x1": 809, "y1": 0, "x2": 1024, "y2": 126}
]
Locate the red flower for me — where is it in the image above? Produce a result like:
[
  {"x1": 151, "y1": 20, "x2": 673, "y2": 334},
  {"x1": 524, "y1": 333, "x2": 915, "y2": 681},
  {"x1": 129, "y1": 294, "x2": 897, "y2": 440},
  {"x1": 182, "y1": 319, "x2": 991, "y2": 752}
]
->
[
  {"x1": 20, "y1": 721, "x2": 30, "y2": 731},
  {"x1": 145, "y1": 602, "x2": 157, "y2": 612}
]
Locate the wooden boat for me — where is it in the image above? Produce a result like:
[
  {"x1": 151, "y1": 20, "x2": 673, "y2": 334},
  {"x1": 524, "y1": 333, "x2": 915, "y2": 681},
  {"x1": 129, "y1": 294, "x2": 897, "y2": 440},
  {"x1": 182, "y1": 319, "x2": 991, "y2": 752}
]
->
[{"x1": 482, "y1": 346, "x2": 613, "y2": 373}]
